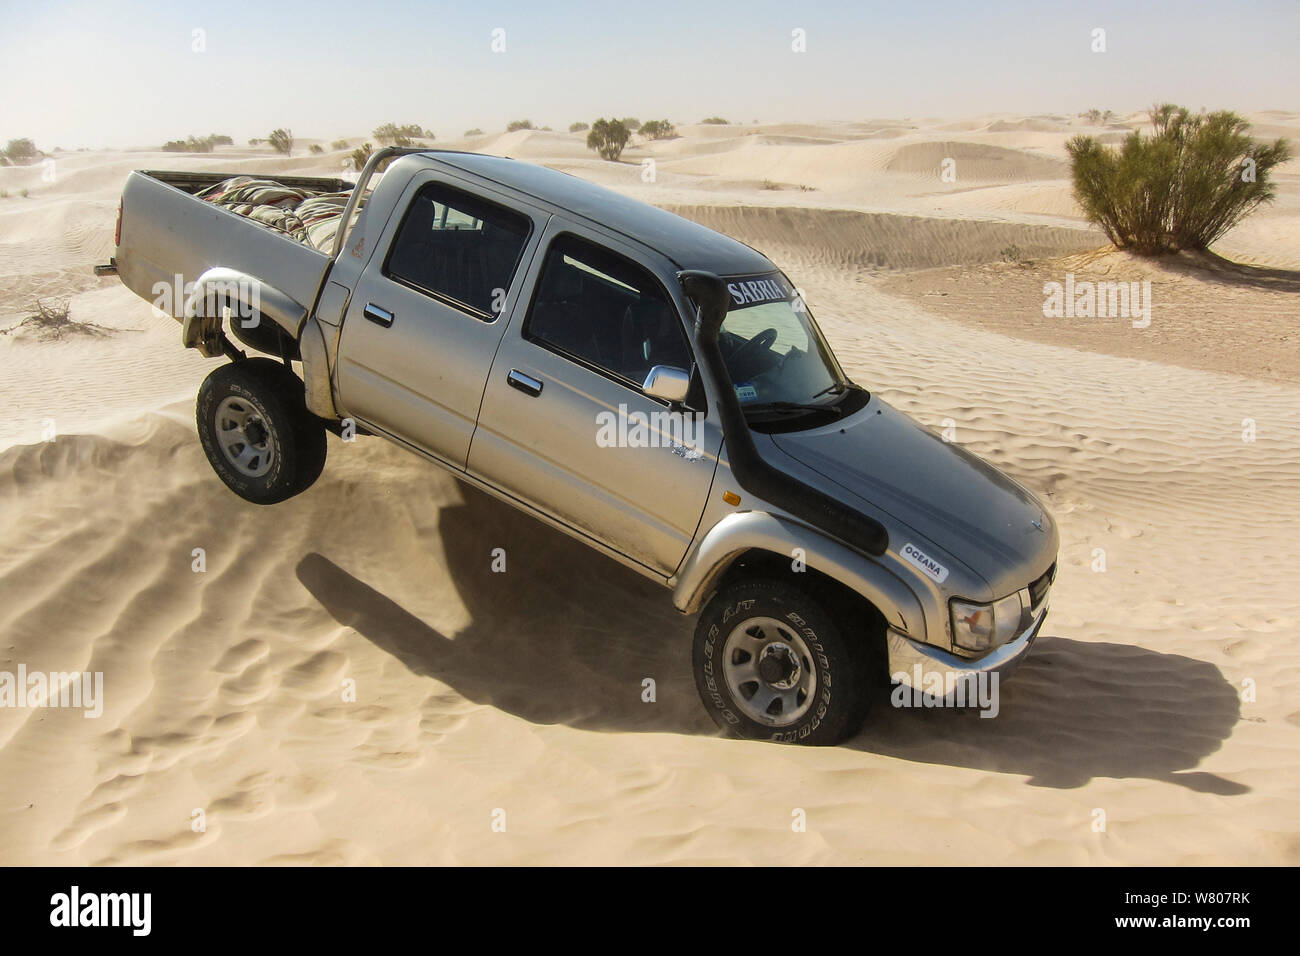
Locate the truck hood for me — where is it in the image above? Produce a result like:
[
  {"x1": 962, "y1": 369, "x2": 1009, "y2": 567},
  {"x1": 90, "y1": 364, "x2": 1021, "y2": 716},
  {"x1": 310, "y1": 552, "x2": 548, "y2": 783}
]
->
[{"x1": 767, "y1": 397, "x2": 1057, "y2": 596}]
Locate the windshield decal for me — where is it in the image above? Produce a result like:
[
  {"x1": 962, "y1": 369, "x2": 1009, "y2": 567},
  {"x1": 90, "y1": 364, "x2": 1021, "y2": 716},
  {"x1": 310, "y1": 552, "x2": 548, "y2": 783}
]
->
[
  {"x1": 726, "y1": 274, "x2": 792, "y2": 308},
  {"x1": 734, "y1": 383, "x2": 758, "y2": 402}
]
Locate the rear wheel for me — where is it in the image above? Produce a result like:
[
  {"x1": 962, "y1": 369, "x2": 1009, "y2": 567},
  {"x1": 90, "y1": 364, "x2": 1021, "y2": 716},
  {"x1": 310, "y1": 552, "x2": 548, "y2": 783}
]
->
[
  {"x1": 196, "y1": 358, "x2": 327, "y2": 504},
  {"x1": 692, "y1": 580, "x2": 872, "y2": 745}
]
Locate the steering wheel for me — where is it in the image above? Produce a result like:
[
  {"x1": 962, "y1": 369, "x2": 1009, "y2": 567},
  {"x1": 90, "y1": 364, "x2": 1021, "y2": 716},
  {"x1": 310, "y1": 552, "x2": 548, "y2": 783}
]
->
[{"x1": 731, "y1": 327, "x2": 779, "y2": 366}]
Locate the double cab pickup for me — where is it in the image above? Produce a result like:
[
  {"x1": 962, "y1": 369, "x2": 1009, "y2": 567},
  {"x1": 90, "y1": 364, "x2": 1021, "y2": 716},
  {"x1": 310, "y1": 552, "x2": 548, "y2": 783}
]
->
[{"x1": 103, "y1": 146, "x2": 1058, "y2": 744}]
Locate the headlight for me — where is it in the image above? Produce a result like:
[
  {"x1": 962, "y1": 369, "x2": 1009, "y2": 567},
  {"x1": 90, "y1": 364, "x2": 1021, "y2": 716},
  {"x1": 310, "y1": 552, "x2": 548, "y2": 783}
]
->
[{"x1": 950, "y1": 593, "x2": 1023, "y2": 652}]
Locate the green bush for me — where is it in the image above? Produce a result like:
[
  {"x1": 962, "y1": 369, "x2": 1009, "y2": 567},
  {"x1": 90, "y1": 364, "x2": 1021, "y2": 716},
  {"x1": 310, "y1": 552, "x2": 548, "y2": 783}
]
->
[
  {"x1": 586, "y1": 118, "x2": 631, "y2": 161},
  {"x1": 640, "y1": 119, "x2": 676, "y2": 140},
  {"x1": 374, "y1": 123, "x2": 430, "y2": 146},
  {"x1": 5, "y1": 138, "x2": 39, "y2": 164},
  {"x1": 309, "y1": 144, "x2": 324, "y2": 154},
  {"x1": 330, "y1": 139, "x2": 349, "y2": 150},
  {"x1": 464, "y1": 128, "x2": 484, "y2": 137},
  {"x1": 350, "y1": 143, "x2": 373, "y2": 170},
  {"x1": 1066, "y1": 103, "x2": 1291, "y2": 254},
  {"x1": 568, "y1": 122, "x2": 589, "y2": 133},
  {"x1": 162, "y1": 135, "x2": 215, "y2": 153},
  {"x1": 700, "y1": 116, "x2": 729, "y2": 125},
  {"x1": 268, "y1": 129, "x2": 294, "y2": 155},
  {"x1": 506, "y1": 119, "x2": 535, "y2": 132}
]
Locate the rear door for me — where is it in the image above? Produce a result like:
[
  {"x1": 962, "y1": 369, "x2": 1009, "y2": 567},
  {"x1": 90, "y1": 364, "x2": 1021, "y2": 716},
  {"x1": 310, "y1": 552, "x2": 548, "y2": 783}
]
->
[
  {"x1": 334, "y1": 172, "x2": 547, "y2": 469},
  {"x1": 468, "y1": 219, "x2": 723, "y2": 575}
]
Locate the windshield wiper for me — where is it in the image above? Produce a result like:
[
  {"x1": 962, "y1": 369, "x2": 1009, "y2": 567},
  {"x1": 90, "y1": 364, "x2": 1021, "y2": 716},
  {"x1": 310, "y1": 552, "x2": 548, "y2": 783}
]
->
[
  {"x1": 809, "y1": 382, "x2": 849, "y2": 400},
  {"x1": 742, "y1": 400, "x2": 845, "y2": 418}
]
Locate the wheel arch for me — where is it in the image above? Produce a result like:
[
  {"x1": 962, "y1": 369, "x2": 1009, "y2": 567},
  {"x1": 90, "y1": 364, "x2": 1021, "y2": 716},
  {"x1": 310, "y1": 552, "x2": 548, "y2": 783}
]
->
[
  {"x1": 671, "y1": 511, "x2": 926, "y2": 642},
  {"x1": 182, "y1": 267, "x2": 308, "y2": 358}
]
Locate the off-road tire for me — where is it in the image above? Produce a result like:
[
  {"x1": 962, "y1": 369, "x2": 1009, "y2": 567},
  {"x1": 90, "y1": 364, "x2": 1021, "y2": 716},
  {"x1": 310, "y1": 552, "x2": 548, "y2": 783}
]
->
[
  {"x1": 693, "y1": 579, "x2": 872, "y2": 745},
  {"x1": 196, "y1": 358, "x2": 327, "y2": 504}
]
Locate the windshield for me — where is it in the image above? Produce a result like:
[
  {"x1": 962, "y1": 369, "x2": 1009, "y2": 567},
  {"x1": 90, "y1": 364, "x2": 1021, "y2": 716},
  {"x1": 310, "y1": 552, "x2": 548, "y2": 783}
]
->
[{"x1": 718, "y1": 273, "x2": 847, "y2": 411}]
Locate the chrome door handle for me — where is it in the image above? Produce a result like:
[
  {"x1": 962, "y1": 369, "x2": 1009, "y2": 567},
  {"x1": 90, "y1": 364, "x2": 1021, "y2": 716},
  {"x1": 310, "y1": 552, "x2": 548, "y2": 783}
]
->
[
  {"x1": 507, "y1": 369, "x2": 543, "y2": 396},
  {"x1": 363, "y1": 303, "x2": 394, "y2": 327}
]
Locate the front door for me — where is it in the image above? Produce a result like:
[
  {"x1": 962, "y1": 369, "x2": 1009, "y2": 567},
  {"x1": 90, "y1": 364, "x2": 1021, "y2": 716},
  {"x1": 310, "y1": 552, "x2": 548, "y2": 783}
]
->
[
  {"x1": 468, "y1": 222, "x2": 722, "y2": 575},
  {"x1": 335, "y1": 174, "x2": 546, "y2": 469}
]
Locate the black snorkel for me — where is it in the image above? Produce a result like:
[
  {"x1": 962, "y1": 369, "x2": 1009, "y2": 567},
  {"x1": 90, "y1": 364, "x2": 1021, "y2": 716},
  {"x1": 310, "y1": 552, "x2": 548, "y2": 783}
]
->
[{"x1": 680, "y1": 270, "x2": 889, "y2": 557}]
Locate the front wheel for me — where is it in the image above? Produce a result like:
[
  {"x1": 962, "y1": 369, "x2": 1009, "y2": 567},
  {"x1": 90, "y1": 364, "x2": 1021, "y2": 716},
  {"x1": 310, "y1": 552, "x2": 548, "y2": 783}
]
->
[
  {"x1": 196, "y1": 358, "x2": 327, "y2": 505},
  {"x1": 692, "y1": 580, "x2": 873, "y2": 745}
]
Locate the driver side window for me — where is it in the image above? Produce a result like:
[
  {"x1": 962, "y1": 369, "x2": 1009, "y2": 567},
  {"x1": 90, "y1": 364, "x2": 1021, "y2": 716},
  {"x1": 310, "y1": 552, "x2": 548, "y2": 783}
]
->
[{"x1": 524, "y1": 234, "x2": 691, "y2": 387}]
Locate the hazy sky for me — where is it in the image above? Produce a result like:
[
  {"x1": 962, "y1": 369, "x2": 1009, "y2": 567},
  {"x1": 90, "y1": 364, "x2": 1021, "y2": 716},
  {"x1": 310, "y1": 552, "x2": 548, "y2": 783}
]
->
[{"x1": 2, "y1": 0, "x2": 1296, "y2": 149}]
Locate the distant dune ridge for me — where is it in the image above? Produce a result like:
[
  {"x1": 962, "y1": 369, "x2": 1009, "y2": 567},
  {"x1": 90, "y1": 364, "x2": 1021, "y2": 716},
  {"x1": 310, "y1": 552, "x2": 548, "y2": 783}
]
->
[{"x1": 0, "y1": 113, "x2": 1297, "y2": 865}]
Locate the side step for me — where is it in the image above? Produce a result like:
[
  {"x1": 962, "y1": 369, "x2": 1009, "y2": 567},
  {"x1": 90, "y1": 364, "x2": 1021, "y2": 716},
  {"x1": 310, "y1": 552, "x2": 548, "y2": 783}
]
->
[{"x1": 93, "y1": 258, "x2": 118, "y2": 277}]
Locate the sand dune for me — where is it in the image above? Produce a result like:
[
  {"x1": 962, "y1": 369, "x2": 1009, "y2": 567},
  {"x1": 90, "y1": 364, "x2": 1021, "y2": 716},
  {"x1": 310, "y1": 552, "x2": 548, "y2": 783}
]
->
[
  {"x1": 1, "y1": 114, "x2": 1297, "y2": 865},
  {"x1": 666, "y1": 204, "x2": 1100, "y2": 271}
]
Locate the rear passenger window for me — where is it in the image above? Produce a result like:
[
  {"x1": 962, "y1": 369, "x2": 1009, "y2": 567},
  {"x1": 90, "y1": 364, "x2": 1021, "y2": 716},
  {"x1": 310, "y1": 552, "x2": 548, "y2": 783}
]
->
[
  {"x1": 525, "y1": 234, "x2": 691, "y2": 387},
  {"x1": 385, "y1": 183, "x2": 531, "y2": 318}
]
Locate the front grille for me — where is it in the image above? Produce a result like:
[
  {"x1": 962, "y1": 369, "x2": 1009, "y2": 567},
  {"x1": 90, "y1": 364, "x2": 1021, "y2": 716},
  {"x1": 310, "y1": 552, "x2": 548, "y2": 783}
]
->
[{"x1": 1028, "y1": 561, "x2": 1056, "y2": 609}]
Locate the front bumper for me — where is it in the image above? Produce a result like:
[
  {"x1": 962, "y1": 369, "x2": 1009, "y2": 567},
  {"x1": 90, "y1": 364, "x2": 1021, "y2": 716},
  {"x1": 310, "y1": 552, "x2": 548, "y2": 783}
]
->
[{"x1": 887, "y1": 601, "x2": 1048, "y2": 693}]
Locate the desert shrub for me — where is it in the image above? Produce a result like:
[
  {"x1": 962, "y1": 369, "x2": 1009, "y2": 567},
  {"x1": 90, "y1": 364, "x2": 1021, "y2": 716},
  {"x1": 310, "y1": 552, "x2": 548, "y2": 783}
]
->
[
  {"x1": 700, "y1": 116, "x2": 729, "y2": 125},
  {"x1": 760, "y1": 179, "x2": 780, "y2": 190},
  {"x1": 374, "y1": 123, "x2": 429, "y2": 146},
  {"x1": 349, "y1": 143, "x2": 373, "y2": 170},
  {"x1": 568, "y1": 122, "x2": 589, "y2": 133},
  {"x1": 640, "y1": 119, "x2": 676, "y2": 140},
  {"x1": 162, "y1": 135, "x2": 215, "y2": 153},
  {"x1": 5, "y1": 138, "x2": 39, "y2": 164},
  {"x1": 330, "y1": 139, "x2": 349, "y2": 150},
  {"x1": 209, "y1": 134, "x2": 233, "y2": 146},
  {"x1": 309, "y1": 144, "x2": 324, "y2": 154},
  {"x1": 506, "y1": 119, "x2": 535, "y2": 132},
  {"x1": 268, "y1": 129, "x2": 294, "y2": 155},
  {"x1": 248, "y1": 138, "x2": 263, "y2": 146},
  {"x1": 1067, "y1": 103, "x2": 1291, "y2": 254},
  {"x1": 464, "y1": 128, "x2": 484, "y2": 137},
  {"x1": 0, "y1": 299, "x2": 116, "y2": 340},
  {"x1": 621, "y1": 117, "x2": 640, "y2": 132},
  {"x1": 586, "y1": 118, "x2": 631, "y2": 161}
]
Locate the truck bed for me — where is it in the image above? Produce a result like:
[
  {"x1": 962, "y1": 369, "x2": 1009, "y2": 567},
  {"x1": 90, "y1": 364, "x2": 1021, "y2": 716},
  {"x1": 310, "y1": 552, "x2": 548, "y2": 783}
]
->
[{"x1": 116, "y1": 169, "x2": 356, "y2": 319}]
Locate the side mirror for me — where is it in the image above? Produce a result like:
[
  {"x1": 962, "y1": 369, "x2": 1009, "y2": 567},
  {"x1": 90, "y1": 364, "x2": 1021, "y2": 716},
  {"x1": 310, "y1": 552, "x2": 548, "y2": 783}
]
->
[{"x1": 642, "y1": 365, "x2": 692, "y2": 405}]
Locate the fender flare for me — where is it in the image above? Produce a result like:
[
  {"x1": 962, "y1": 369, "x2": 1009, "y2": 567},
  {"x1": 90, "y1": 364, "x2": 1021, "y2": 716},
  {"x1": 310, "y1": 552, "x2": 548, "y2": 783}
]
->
[
  {"x1": 670, "y1": 510, "x2": 926, "y2": 640},
  {"x1": 183, "y1": 267, "x2": 308, "y2": 356}
]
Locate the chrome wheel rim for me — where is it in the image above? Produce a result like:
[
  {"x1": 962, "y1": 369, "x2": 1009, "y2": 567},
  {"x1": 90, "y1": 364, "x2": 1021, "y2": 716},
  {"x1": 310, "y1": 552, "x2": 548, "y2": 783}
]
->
[
  {"x1": 214, "y1": 395, "x2": 274, "y2": 477},
  {"x1": 722, "y1": 616, "x2": 816, "y2": 725}
]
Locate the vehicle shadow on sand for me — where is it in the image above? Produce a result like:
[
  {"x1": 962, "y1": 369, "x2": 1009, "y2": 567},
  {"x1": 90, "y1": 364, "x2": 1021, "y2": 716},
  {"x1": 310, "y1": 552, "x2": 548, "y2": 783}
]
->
[{"x1": 296, "y1": 481, "x2": 1246, "y2": 794}]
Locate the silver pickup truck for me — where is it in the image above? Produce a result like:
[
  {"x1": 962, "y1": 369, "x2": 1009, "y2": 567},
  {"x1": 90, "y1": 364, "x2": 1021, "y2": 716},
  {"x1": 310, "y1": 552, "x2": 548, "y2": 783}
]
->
[{"x1": 101, "y1": 146, "x2": 1058, "y2": 744}]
